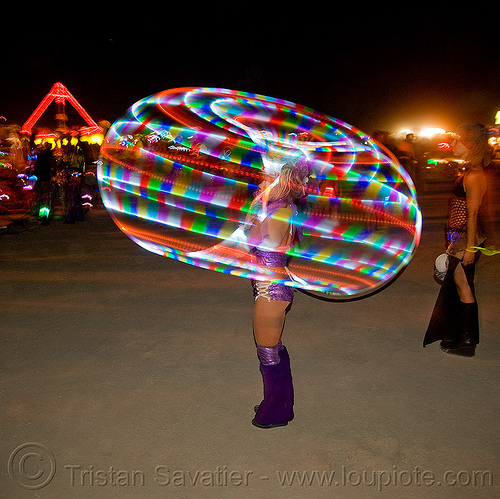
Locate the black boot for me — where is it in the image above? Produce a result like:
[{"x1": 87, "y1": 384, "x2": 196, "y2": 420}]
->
[{"x1": 441, "y1": 302, "x2": 478, "y2": 357}]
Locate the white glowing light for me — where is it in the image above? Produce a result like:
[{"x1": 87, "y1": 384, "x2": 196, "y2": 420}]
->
[{"x1": 420, "y1": 128, "x2": 446, "y2": 138}]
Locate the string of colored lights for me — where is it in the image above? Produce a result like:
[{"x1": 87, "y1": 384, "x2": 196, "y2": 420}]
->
[{"x1": 98, "y1": 87, "x2": 422, "y2": 298}]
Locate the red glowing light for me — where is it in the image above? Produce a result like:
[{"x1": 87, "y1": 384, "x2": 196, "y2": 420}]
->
[{"x1": 21, "y1": 82, "x2": 102, "y2": 136}]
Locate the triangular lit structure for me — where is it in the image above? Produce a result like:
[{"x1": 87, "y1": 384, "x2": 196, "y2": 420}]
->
[{"x1": 21, "y1": 82, "x2": 102, "y2": 136}]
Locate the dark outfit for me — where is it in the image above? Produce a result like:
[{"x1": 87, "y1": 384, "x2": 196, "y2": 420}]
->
[
  {"x1": 423, "y1": 175, "x2": 485, "y2": 353},
  {"x1": 34, "y1": 146, "x2": 54, "y2": 220}
]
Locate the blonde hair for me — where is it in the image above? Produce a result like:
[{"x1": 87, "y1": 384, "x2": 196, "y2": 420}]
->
[{"x1": 268, "y1": 160, "x2": 310, "y2": 202}]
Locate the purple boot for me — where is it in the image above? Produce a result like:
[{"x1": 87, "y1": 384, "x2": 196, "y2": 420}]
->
[{"x1": 252, "y1": 342, "x2": 294, "y2": 429}]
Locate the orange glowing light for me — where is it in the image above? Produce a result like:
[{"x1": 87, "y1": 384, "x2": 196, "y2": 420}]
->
[{"x1": 21, "y1": 82, "x2": 102, "y2": 136}]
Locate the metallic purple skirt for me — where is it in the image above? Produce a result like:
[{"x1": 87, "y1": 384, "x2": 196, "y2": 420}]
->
[{"x1": 251, "y1": 249, "x2": 294, "y2": 302}]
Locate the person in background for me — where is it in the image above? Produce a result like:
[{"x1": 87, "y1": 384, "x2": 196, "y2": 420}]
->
[
  {"x1": 396, "y1": 133, "x2": 418, "y2": 180},
  {"x1": 33, "y1": 142, "x2": 54, "y2": 222},
  {"x1": 423, "y1": 123, "x2": 492, "y2": 357}
]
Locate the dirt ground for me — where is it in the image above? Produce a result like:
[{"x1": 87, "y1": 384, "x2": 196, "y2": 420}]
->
[{"x1": 1, "y1": 201, "x2": 499, "y2": 498}]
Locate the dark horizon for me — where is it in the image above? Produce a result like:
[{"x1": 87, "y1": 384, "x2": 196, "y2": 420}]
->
[{"x1": 3, "y1": 10, "x2": 499, "y2": 136}]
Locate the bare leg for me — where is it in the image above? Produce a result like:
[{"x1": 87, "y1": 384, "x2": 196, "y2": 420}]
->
[
  {"x1": 453, "y1": 263, "x2": 475, "y2": 303},
  {"x1": 253, "y1": 298, "x2": 291, "y2": 347}
]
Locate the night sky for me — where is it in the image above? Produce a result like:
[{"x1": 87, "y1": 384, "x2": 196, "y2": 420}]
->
[{"x1": 3, "y1": 9, "x2": 499, "y2": 135}]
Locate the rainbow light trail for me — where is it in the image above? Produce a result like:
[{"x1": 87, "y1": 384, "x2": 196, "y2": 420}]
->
[{"x1": 98, "y1": 87, "x2": 422, "y2": 299}]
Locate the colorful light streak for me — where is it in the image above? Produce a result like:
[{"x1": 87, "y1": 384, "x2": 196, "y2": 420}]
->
[
  {"x1": 469, "y1": 246, "x2": 500, "y2": 256},
  {"x1": 98, "y1": 87, "x2": 422, "y2": 299}
]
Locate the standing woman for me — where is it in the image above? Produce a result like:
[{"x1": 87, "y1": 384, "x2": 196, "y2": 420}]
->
[
  {"x1": 246, "y1": 160, "x2": 310, "y2": 428},
  {"x1": 424, "y1": 123, "x2": 491, "y2": 357}
]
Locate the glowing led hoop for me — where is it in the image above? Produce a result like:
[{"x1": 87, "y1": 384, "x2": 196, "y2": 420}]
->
[{"x1": 98, "y1": 87, "x2": 422, "y2": 299}]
